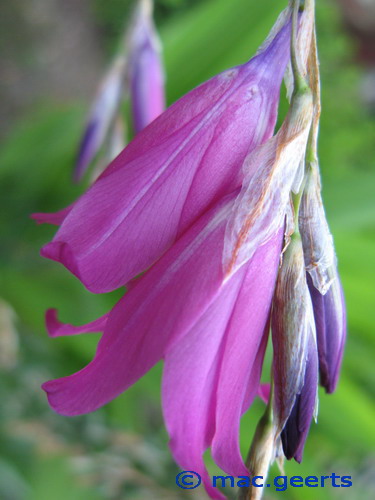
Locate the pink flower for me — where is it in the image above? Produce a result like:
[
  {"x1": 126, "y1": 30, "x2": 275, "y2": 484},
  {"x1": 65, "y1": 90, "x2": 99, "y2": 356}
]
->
[
  {"x1": 33, "y1": 10, "x2": 292, "y2": 293},
  {"x1": 42, "y1": 192, "x2": 284, "y2": 499}
]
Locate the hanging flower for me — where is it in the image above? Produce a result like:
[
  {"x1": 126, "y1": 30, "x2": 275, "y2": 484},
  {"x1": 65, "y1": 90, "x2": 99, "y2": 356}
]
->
[{"x1": 33, "y1": 8, "x2": 292, "y2": 293}]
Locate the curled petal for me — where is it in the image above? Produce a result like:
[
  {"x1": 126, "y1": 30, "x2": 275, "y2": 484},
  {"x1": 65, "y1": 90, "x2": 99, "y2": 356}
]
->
[
  {"x1": 31, "y1": 205, "x2": 74, "y2": 226},
  {"x1": 42, "y1": 194, "x2": 236, "y2": 415},
  {"x1": 45, "y1": 309, "x2": 108, "y2": 337}
]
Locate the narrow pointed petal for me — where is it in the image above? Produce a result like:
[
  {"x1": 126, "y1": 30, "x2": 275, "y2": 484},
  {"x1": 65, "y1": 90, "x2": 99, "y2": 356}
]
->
[
  {"x1": 307, "y1": 270, "x2": 346, "y2": 393},
  {"x1": 74, "y1": 55, "x2": 127, "y2": 181},
  {"x1": 31, "y1": 205, "x2": 74, "y2": 226},
  {"x1": 128, "y1": 0, "x2": 165, "y2": 132},
  {"x1": 45, "y1": 309, "x2": 108, "y2": 337},
  {"x1": 281, "y1": 335, "x2": 319, "y2": 462},
  {"x1": 162, "y1": 273, "x2": 245, "y2": 500},
  {"x1": 211, "y1": 229, "x2": 283, "y2": 476},
  {"x1": 41, "y1": 11, "x2": 292, "y2": 293},
  {"x1": 272, "y1": 235, "x2": 317, "y2": 432},
  {"x1": 42, "y1": 194, "x2": 236, "y2": 415}
]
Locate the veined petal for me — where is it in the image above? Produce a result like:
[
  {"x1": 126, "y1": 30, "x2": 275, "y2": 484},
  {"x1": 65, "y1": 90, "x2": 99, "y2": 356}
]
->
[
  {"x1": 42, "y1": 194, "x2": 236, "y2": 415},
  {"x1": 45, "y1": 309, "x2": 108, "y2": 337},
  {"x1": 211, "y1": 229, "x2": 283, "y2": 476},
  {"x1": 162, "y1": 271, "x2": 245, "y2": 500},
  {"x1": 41, "y1": 11, "x2": 292, "y2": 293}
]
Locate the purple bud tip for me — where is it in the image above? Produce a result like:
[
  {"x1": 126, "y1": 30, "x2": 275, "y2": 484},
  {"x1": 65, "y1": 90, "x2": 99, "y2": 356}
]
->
[
  {"x1": 281, "y1": 337, "x2": 319, "y2": 462},
  {"x1": 307, "y1": 272, "x2": 346, "y2": 393}
]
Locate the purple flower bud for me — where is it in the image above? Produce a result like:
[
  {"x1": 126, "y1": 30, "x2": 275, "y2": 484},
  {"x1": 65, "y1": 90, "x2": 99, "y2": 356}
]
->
[
  {"x1": 74, "y1": 56, "x2": 127, "y2": 181},
  {"x1": 281, "y1": 334, "x2": 319, "y2": 462},
  {"x1": 307, "y1": 269, "x2": 346, "y2": 393},
  {"x1": 272, "y1": 235, "x2": 318, "y2": 434},
  {"x1": 128, "y1": 0, "x2": 165, "y2": 133}
]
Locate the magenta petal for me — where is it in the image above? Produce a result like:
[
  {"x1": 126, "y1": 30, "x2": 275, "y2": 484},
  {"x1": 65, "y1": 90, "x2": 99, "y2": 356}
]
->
[
  {"x1": 128, "y1": 0, "x2": 165, "y2": 133},
  {"x1": 162, "y1": 273, "x2": 245, "y2": 500},
  {"x1": 42, "y1": 195, "x2": 235, "y2": 415},
  {"x1": 31, "y1": 205, "x2": 74, "y2": 226},
  {"x1": 45, "y1": 309, "x2": 108, "y2": 337},
  {"x1": 42, "y1": 19, "x2": 291, "y2": 293},
  {"x1": 258, "y1": 383, "x2": 271, "y2": 404},
  {"x1": 211, "y1": 230, "x2": 283, "y2": 476}
]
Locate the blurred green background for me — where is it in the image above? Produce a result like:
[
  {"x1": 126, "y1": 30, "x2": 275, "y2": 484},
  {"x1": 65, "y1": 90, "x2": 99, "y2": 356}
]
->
[{"x1": 0, "y1": 0, "x2": 374, "y2": 499}]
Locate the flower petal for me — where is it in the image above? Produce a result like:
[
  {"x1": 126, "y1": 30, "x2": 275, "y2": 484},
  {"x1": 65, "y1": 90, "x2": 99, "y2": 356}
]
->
[
  {"x1": 162, "y1": 271, "x2": 245, "y2": 500},
  {"x1": 45, "y1": 309, "x2": 108, "y2": 337},
  {"x1": 41, "y1": 15, "x2": 292, "y2": 293},
  {"x1": 42, "y1": 194, "x2": 235, "y2": 415},
  {"x1": 31, "y1": 205, "x2": 74, "y2": 226},
  {"x1": 211, "y1": 229, "x2": 283, "y2": 476}
]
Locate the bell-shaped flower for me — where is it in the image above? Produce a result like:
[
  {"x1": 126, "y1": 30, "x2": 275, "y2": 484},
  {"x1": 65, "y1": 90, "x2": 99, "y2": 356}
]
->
[
  {"x1": 42, "y1": 191, "x2": 284, "y2": 499},
  {"x1": 128, "y1": 0, "x2": 165, "y2": 133},
  {"x1": 33, "y1": 8, "x2": 293, "y2": 293}
]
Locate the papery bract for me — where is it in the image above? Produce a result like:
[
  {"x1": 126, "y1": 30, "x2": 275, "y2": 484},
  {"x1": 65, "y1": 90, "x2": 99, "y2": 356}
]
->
[
  {"x1": 35, "y1": 8, "x2": 292, "y2": 293},
  {"x1": 223, "y1": 82, "x2": 313, "y2": 278}
]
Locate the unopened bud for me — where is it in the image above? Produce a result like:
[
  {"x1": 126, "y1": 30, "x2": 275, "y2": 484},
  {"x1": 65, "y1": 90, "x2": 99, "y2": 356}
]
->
[
  {"x1": 281, "y1": 333, "x2": 318, "y2": 462},
  {"x1": 307, "y1": 267, "x2": 346, "y2": 393},
  {"x1": 272, "y1": 234, "x2": 318, "y2": 434},
  {"x1": 128, "y1": 0, "x2": 165, "y2": 133},
  {"x1": 74, "y1": 55, "x2": 127, "y2": 181}
]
